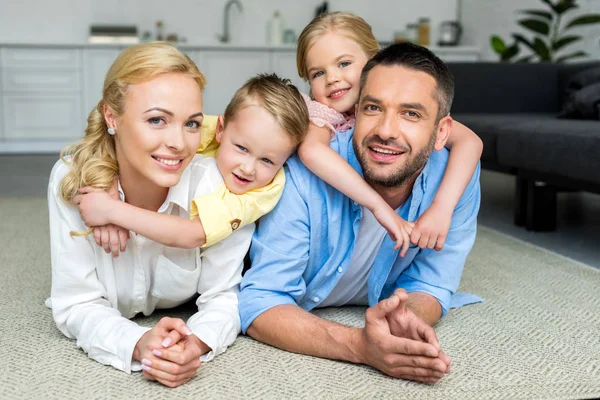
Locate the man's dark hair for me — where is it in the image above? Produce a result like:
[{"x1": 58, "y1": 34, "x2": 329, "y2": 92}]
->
[{"x1": 359, "y1": 42, "x2": 455, "y2": 121}]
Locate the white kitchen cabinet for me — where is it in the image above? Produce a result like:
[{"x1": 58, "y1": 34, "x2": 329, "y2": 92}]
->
[
  {"x1": 83, "y1": 48, "x2": 120, "y2": 116},
  {"x1": 269, "y1": 51, "x2": 309, "y2": 95},
  {"x1": 2, "y1": 68, "x2": 81, "y2": 92},
  {"x1": 2, "y1": 93, "x2": 82, "y2": 140},
  {"x1": 191, "y1": 50, "x2": 271, "y2": 115}
]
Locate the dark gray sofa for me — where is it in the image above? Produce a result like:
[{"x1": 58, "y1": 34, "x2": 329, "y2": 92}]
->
[{"x1": 447, "y1": 62, "x2": 600, "y2": 231}]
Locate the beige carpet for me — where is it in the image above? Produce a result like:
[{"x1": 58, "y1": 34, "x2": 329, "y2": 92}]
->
[{"x1": 1, "y1": 196, "x2": 599, "y2": 400}]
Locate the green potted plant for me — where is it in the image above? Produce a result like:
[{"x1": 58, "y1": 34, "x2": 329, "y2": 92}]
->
[{"x1": 491, "y1": 0, "x2": 600, "y2": 62}]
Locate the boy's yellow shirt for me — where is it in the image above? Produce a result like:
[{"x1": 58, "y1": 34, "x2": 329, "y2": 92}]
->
[{"x1": 190, "y1": 115, "x2": 285, "y2": 247}]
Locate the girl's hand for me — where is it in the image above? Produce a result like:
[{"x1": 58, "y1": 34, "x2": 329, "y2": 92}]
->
[
  {"x1": 410, "y1": 204, "x2": 452, "y2": 251},
  {"x1": 372, "y1": 206, "x2": 415, "y2": 257},
  {"x1": 75, "y1": 187, "x2": 115, "y2": 227}
]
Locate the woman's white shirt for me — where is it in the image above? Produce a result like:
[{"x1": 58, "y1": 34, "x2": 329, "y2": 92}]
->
[{"x1": 46, "y1": 154, "x2": 253, "y2": 373}]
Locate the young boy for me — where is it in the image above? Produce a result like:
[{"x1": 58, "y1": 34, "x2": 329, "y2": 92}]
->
[{"x1": 76, "y1": 73, "x2": 309, "y2": 250}]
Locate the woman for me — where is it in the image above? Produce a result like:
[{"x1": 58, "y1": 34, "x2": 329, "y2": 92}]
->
[{"x1": 46, "y1": 42, "x2": 251, "y2": 388}]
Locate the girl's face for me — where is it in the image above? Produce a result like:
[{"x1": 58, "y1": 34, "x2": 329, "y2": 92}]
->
[
  {"x1": 305, "y1": 31, "x2": 369, "y2": 114},
  {"x1": 108, "y1": 73, "x2": 204, "y2": 193}
]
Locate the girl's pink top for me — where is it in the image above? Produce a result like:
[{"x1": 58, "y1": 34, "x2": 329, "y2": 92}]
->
[{"x1": 302, "y1": 93, "x2": 355, "y2": 140}]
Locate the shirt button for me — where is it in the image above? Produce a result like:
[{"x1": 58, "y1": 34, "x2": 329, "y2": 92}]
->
[
  {"x1": 312, "y1": 296, "x2": 320, "y2": 303},
  {"x1": 337, "y1": 266, "x2": 343, "y2": 273}
]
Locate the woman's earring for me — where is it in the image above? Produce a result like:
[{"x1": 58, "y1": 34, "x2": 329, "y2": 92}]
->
[{"x1": 107, "y1": 128, "x2": 116, "y2": 135}]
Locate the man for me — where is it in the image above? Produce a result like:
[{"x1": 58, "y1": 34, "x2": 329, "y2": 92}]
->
[{"x1": 238, "y1": 43, "x2": 481, "y2": 384}]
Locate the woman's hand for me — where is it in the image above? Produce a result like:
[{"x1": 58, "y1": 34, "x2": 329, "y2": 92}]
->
[{"x1": 133, "y1": 317, "x2": 206, "y2": 388}]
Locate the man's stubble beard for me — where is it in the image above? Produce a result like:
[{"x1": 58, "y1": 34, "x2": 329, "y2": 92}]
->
[{"x1": 353, "y1": 129, "x2": 437, "y2": 188}]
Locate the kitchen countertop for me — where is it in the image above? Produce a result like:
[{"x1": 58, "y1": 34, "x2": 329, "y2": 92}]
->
[{"x1": 0, "y1": 41, "x2": 481, "y2": 53}]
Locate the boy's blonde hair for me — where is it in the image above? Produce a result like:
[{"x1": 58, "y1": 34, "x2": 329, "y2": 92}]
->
[
  {"x1": 223, "y1": 73, "x2": 309, "y2": 147},
  {"x1": 59, "y1": 42, "x2": 206, "y2": 205},
  {"x1": 296, "y1": 11, "x2": 380, "y2": 81}
]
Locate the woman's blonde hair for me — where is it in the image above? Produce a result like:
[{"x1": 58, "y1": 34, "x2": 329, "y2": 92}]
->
[
  {"x1": 59, "y1": 42, "x2": 206, "y2": 206},
  {"x1": 224, "y1": 73, "x2": 309, "y2": 147},
  {"x1": 296, "y1": 11, "x2": 380, "y2": 81}
]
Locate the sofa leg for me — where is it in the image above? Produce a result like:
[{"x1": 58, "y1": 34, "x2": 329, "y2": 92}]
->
[
  {"x1": 514, "y1": 177, "x2": 528, "y2": 227},
  {"x1": 514, "y1": 178, "x2": 557, "y2": 231}
]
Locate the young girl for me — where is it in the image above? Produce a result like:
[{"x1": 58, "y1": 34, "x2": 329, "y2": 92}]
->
[{"x1": 296, "y1": 12, "x2": 483, "y2": 256}]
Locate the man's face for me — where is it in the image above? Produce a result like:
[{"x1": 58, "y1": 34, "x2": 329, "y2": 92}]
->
[{"x1": 353, "y1": 65, "x2": 443, "y2": 188}]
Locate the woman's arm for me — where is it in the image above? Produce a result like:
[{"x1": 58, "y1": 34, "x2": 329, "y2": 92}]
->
[
  {"x1": 47, "y1": 161, "x2": 150, "y2": 373},
  {"x1": 185, "y1": 222, "x2": 255, "y2": 361},
  {"x1": 298, "y1": 124, "x2": 413, "y2": 255},
  {"x1": 77, "y1": 188, "x2": 206, "y2": 249}
]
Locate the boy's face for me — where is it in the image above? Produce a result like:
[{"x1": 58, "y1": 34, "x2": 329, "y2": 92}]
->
[{"x1": 215, "y1": 105, "x2": 295, "y2": 194}]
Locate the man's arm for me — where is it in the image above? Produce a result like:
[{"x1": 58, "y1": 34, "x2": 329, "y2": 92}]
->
[
  {"x1": 247, "y1": 294, "x2": 449, "y2": 383},
  {"x1": 247, "y1": 305, "x2": 364, "y2": 363},
  {"x1": 395, "y1": 162, "x2": 481, "y2": 317}
]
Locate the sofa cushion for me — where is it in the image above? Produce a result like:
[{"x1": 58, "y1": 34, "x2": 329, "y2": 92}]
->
[
  {"x1": 452, "y1": 113, "x2": 552, "y2": 165},
  {"x1": 559, "y1": 65, "x2": 600, "y2": 120},
  {"x1": 495, "y1": 115, "x2": 600, "y2": 185},
  {"x1": 448, "y1": 63, "x2": 560, "y2": 114}
]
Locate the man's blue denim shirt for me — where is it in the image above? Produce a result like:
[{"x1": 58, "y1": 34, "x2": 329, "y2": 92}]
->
[{"x1": 239, "y1": 128, "x2": 482, "y2": 334}]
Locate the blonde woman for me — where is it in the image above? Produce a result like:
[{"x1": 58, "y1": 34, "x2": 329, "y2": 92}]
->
[{"x1": 46, "y1": 42, "x2": 305, "y2": 387}]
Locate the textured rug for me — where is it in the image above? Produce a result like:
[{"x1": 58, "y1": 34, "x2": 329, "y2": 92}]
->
[{"x1": 0, "y1": 196, "x2": 599, "y2": 400}]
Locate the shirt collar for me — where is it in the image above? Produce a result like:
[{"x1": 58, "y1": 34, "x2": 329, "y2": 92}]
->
[{"x1": 116, "y1": 166, "x2": 191, "y2": 214}]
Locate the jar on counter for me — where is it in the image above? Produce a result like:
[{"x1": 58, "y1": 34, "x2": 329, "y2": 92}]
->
[
  {"x1": 418, "y1": 18, "x2": 430, "y2": 46},
  {"x1": 406, "y1": 23, "x2": 419, "y2": 43}
]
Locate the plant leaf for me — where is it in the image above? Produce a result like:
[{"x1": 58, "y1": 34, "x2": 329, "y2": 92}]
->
[
  {"x1": 552, "y1": 35, "x2": 580, "y2": 51},
  {"x1": 502, "y1": 44, "x2": 520, "y2": 61},
  {"x1": 514, "y1": 55, "x2": 534, "y2": 63},
  {"x1": 490, "y1": 35, "x2": 506, "y2": 53},
  {"x1": 540, "y1": 0, "x2": 559, "y2": 14},
  {"x1": 555, "y1": 2, "x2": 578, "y2": 15},
  {"x1": 533, "y1": 37, "x2": 551, "y2": 60},
  {"x1": 513, "y1": 33, "x2": 537, "y2": 53},
  {"x1": 519, "y1": 10, "x2": 553, "y2": 21},
  {"x1": 565, "y1": 15, "x2": 600, "y2": 29},
  {"x1": 556, "y1": 50, "x2": 588, "y2": 63},
  {"x1": 518, "y1": 19, "x2": 550, "y2": 35}
]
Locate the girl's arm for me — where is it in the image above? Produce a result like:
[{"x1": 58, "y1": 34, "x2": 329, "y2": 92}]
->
[
  {"x1": 411, "y1": 120, "x2": 483, "y2": 250},
  {"x1": 437, "y1": 120, "x2": 483, "y2": 213},
  {"x1": 298, "y1": 124, "x2": 413, "y2": 256},
  {"x1": 77, "y1": 188, "x2": 206, "y2": 249}
]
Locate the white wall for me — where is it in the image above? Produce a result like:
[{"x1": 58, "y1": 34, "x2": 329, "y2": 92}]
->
[
  {"x1": 0, "y1": 0, "x2": 456, "y2": 45},
  {"x1": 1, "y1": 0, "x2": 599, "y2": 61},
  {"x1": 462, "y1": 0, "x2": 600, "y2": 61}
]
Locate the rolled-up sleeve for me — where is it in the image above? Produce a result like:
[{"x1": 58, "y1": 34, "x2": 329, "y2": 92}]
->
[
  {"x1": 238, "y1": 169, "x2": 311, "y2": 334},
  {"x1": 396, "y1": 163, "x2": 481, "y2": 316}
]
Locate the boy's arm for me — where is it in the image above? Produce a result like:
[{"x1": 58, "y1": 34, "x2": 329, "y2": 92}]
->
[
  {"x1": 77, "y1": 189, "x2": 206, "y2": 249},
  {"x1": 190, "y1": 168, "x2": 285, "y2": 247},
  {"x1": 297, "y1": 124, "x2": 413, "y2": 255}
]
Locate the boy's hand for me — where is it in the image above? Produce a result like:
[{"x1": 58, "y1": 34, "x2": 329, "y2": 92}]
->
[
  {"x1": 410, "y1": 204, "x2": 452, "y2": 251},
  {"x1": 372, "y1": 205, "x2": 414, "y2": 257},
  {"x1": 93, "y1": 224, "x2": 130, "y2": 257},
  {"x1": 75, "y1": 187, "x2": 116, "y2": 227}
]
